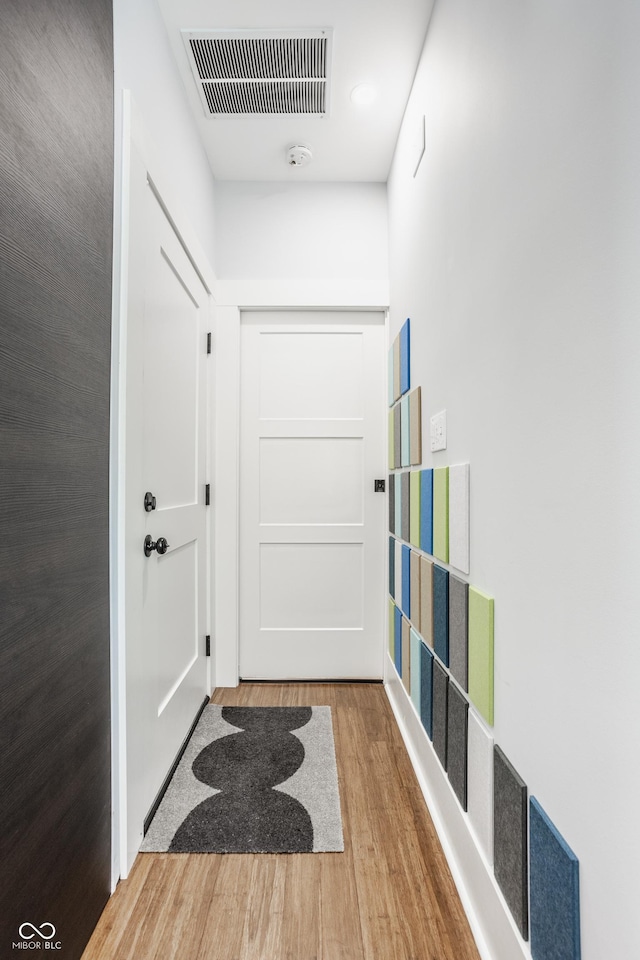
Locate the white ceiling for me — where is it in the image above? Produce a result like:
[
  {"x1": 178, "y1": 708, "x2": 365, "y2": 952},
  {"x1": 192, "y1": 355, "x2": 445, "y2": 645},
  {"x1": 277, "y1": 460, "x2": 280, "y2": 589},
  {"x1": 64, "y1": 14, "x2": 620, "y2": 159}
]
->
[{"x1": 156, "y1": 0, "x2": 433, "y2": 182}]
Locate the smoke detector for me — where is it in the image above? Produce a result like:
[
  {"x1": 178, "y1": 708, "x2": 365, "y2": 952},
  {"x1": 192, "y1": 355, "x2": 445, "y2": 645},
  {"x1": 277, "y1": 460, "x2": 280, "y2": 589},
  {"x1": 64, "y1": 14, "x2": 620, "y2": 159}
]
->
[{"x1": 287, "y1": 145, "x2": 313, "y2": 167}]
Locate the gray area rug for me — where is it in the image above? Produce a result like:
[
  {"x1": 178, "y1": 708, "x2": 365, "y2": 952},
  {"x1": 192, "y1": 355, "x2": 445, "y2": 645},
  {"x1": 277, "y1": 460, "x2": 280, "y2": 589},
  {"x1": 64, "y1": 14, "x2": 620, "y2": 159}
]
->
[{"x1": 141, "y1": 705, "x2": 344, "y2": 853}]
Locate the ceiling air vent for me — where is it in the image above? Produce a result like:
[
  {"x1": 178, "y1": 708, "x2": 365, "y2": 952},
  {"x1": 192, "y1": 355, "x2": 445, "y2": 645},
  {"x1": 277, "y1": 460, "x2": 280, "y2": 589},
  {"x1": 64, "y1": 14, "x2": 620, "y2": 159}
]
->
[{"x1": 182, "y1": 28, "x2": 332, "y2": 117}]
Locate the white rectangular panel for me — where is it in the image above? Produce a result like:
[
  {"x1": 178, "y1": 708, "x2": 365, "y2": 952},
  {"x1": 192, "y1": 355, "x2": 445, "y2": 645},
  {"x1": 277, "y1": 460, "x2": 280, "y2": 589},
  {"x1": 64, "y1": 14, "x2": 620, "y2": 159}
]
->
[
  {"x1": 144, "y1": 248, "x2": 199, "y2": 508},
  {"x1": 260, "y1": 543, "x2": 363, "y2": 629},
  {"x1": 259, "y1": 437, "x2": 364, "y2": 524},
  {"x1": 467, "y1": 709, "x2": 494, "y2": 865},
  {"x1": 155, "y1": 542, "x2": 198, "y2": 714},
  {"x1": 258, "y1": 332, "x2": 364, "y2": 419},
  {"x1": 449, "y1": 462, "x2": 470, "y2": 574}
]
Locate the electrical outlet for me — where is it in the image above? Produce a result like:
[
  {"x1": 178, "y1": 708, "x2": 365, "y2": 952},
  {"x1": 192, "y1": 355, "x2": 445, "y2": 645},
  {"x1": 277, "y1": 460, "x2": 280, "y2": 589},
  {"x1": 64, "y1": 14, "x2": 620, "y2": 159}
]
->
[{"x1": 430, "y1": 410, "x2": 447, "y2": 452}]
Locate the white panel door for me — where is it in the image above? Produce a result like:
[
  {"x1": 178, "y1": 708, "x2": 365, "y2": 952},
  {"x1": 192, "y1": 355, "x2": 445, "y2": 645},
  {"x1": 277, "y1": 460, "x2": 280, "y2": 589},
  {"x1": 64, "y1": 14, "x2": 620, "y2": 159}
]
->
[
  {"x1": 124, "y1": 144, "x2": 209, "y2": 867},
  {"x1": 240, "y1": 311, "x2": 386, "y2": 679}
]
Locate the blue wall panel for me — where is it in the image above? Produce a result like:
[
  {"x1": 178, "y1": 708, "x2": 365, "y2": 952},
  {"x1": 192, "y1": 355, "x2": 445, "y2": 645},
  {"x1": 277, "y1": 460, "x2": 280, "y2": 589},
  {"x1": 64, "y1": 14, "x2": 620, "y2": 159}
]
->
[
  {"x1": 420, "y1": 468, "x2": 433, "y2": 555},
  {"x1": 530, "y1": 797, "x2": 581, "y2": 960},
  {"x1": 389, "y1": 536, "x2": 395, "y2": 598}
]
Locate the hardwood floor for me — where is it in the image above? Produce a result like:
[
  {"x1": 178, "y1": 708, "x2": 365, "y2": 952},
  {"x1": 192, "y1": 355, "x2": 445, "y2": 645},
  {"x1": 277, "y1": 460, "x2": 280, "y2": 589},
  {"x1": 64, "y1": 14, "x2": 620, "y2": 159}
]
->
[{"x1": 82, "y1": 683, "x2": 481, "y2": 960}]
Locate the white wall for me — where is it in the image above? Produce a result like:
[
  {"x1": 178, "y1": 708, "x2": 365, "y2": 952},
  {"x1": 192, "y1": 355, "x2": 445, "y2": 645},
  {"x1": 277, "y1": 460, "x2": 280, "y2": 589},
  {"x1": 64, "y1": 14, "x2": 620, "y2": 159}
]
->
[
  {"x1": 214, "y1": 181, "x2": 389, "y2": 306},
  {"x1": 113, "y1": 0, "x2": 217, "y2": 263},
  {"x1": 387, "y1": 2, "x2": 640, "y2": 959},
  {"x1": 211, "y1": 181, "x2": 389, "y2": 687}
]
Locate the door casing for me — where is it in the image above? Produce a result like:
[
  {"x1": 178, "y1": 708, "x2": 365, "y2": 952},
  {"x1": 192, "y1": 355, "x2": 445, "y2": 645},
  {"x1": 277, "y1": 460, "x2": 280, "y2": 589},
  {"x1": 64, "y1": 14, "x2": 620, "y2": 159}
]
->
[{"x1": 213, "y1": 305, "x2": 390, "y2": 688}]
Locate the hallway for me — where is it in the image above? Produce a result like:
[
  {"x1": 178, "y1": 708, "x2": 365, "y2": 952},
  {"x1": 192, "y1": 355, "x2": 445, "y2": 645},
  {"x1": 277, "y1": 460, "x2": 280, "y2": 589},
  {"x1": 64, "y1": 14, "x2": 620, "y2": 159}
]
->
[{"x1": 83, "y1": 683, "x2": 480, "y2": 960}]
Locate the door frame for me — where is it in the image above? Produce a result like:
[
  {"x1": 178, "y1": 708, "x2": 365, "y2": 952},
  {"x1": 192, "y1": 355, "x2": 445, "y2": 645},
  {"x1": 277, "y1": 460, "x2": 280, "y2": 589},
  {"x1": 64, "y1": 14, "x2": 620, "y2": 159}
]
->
[
  {"x1": 110, "y1": 92, "x2": 217, "y2": 882},
  {"x1": 213, "y1": 305, "x2": 391, "y2": 688}
]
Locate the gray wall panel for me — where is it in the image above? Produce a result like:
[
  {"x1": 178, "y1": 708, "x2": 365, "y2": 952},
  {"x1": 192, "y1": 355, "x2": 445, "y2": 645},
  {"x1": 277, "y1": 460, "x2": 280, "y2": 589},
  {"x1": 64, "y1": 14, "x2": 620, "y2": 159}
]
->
[{"x1": 0, "y1": 1, "x2": 113, "y2": 955}]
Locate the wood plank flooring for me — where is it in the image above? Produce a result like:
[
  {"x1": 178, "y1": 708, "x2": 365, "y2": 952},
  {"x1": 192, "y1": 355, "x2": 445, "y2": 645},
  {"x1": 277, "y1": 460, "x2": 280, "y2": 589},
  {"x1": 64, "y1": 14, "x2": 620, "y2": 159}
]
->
[{"x1": 82, "y1": 683, "x2": 481, "y2": 960}]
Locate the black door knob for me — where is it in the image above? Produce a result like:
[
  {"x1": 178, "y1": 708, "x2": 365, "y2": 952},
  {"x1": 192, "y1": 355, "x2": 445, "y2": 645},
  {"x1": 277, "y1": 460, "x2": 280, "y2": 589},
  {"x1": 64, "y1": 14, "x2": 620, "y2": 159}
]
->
[
  {"x1": 144, "y1": 535, "x2": 170, "y2": 557},
  {"x1": 144, "y1": 491, "x2": 157, "y2": 512}
]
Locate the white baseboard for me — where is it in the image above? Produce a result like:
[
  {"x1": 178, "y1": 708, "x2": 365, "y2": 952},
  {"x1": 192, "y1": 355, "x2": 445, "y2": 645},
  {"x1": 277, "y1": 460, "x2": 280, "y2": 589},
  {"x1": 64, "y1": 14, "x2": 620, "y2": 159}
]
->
[{"x1": 383, "y1": 654, "x2": 530, "y2": 960}]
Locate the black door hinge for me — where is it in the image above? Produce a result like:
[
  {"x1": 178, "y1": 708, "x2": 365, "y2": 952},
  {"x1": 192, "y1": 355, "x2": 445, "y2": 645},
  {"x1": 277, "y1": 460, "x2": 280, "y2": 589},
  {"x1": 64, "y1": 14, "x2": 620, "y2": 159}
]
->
[
  {"x1": 205, "y1": 483, "x2": 210, "y2": 505},
  {"x1": 205, "y1": 635, "x2": 211, "y2": 657},
  {"x1": 207, "y1": 332, "x2": 212, "y2": 354}
]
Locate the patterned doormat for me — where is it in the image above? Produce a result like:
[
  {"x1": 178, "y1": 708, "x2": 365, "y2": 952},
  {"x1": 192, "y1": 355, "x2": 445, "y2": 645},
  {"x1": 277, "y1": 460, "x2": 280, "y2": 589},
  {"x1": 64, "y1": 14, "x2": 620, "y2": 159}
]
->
[{"x1": 141, "y1": 705, "x2": 344, "y2": 853}]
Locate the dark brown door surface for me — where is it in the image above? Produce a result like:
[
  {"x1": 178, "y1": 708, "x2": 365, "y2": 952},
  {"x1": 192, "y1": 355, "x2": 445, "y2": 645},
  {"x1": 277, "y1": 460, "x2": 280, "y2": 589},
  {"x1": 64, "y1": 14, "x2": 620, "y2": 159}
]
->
[{"x1": 0, "y1": 1, "x2": 113, "y2": 958}]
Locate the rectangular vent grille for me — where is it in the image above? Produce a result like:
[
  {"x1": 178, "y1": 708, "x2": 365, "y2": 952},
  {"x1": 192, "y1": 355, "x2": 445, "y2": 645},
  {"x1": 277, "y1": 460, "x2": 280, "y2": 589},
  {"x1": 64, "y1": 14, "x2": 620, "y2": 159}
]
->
[
  {"x1": 183, "y1": 30, "x2": 332, "y2": 116},
  {"x1": 202, "y1": 80, "x2": 326, "y2": 116}
]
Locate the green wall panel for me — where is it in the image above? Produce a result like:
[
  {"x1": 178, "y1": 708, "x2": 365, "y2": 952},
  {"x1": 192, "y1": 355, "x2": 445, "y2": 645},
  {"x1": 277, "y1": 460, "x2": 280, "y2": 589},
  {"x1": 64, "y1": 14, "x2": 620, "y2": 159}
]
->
[{"x1": 468, "y1": 586, "x2": 494, "y2": 725}]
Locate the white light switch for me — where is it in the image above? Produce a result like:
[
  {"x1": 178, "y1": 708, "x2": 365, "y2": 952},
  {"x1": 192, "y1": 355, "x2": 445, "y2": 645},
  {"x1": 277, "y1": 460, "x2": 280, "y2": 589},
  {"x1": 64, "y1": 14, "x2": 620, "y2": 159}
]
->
[{"x1": 430, "y1": 410, "x2": 447, "y2": 452}]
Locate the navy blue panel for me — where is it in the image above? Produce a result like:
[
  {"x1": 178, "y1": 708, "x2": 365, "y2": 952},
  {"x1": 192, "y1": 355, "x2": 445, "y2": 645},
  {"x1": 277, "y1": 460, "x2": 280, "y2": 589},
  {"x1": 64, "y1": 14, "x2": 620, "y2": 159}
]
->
[
  {"x1": 401, "y1": 545, "x2": 411, "y2": 617},
  {"x1": 447, "y1": 683, "x2": 469, "y2": 810},
  {"x1": 419, "y1": 642, "x2": 434, "y2": 740},
  {"x1": 420, "y1": 468, "x2": 433, "y2": 554},
  {"x1": 432, "y1": 661, "x2": 448, "y2": 769},
  {"x1": 400, "y1": 317, "x2": 410, "y2": 395},
  {"x1": 494, "y1": 746, "x2": 529, "y2": 940},
  {"x1": 388, "y1": 473, "x2": 395, "y2": 534},
  {"x1": 394, "y1": 605, "x2": 403, "y2": 676},
  {"x1": 433, "y1": 564, "x2": 450, "y2": 666},
  {"x1": 530, "y1": 797, "x2": 581, "y2": 960},
  {"x1": 389, "y1": 537, "x2": 395, "y2": 598}
]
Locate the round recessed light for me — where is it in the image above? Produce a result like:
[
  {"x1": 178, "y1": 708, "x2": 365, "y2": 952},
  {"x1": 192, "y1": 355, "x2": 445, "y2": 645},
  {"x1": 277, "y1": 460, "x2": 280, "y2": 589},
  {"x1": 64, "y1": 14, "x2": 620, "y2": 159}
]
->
[{"x1": 350, "y1": 83, "x2": 377, "y2": 106}]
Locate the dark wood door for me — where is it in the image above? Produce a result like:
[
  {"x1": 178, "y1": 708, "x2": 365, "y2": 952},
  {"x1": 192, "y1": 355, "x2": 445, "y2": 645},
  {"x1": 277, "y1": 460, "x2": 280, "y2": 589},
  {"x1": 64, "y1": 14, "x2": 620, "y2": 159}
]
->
[{"x1": 0, "y1": 1, "x2": 113, "y2": 957}]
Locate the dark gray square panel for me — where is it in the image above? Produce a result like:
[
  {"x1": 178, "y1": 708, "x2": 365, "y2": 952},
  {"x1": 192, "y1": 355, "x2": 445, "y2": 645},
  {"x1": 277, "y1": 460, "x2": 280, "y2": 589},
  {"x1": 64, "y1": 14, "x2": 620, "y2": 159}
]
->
[
  {"x1": 494, "y1": 745, "x2": 529, "y2": 940},
  {"x1": 447, "y1": 683, "x2": 468, "y2": 810},
  {"x1": 432, "y1": 661, "x2": 449, "y2": 770},
  {"x1": 449, "y1": 575, "x2": 468, "y2": 690},
  {"x1": 388, "y1": 473, "x2": 395, "y2": 535}
]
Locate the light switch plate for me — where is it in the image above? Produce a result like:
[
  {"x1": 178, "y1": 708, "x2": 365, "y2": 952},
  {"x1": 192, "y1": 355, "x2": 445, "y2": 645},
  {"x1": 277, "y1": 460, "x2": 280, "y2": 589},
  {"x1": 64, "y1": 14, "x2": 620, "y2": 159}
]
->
[{"x1": 430, "y1": 410, "x2": 447, "y2": 451}]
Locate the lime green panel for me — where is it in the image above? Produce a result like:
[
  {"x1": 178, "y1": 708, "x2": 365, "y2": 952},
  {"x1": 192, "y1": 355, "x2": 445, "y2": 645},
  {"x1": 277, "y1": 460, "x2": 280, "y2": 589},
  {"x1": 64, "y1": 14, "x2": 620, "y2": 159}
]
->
[
  {"x1": 433, "y1": 466, "x2": 449, "y2": 562},
  {"x1": 468, "y1": 587, "x2": 494, "y2": 725},
  {"x1": 388, "y1": 409, "x2": 395, "y2": 469},
  {"x1": 410, "y1": 471, "x2": 421, "y2": 547}
]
